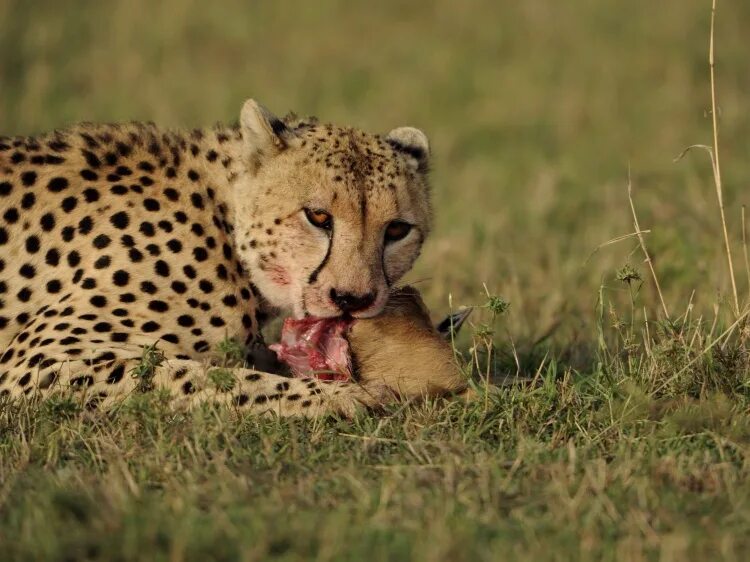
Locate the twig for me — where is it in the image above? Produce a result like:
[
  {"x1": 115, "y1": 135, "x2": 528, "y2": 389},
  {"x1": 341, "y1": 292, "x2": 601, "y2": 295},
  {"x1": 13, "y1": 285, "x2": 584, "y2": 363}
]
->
[
  {"x1": 627, "y1": 169, "x2": 670, "y2": 320},
  {"x1": 338, "y1": 433, "x2": 401, "y2": 443},
  {"x1": 584, "y1": 229, "x2": 652, "y2": 265},
  {"x1": 642, "y1": 306, "x2": 653, "y2": 358}
]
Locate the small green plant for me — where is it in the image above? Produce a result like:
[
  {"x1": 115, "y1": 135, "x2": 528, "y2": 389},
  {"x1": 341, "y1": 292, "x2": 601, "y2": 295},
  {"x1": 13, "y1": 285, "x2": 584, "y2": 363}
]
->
[
  {"x1": 215, "y1": 337, "x2": 248, "y2": 368},
  {"x1": 615, "y1": 263, "x2": 642, "y2": 285},
  {"x1": 466, "y1": 285, "x2": 511, "y2": 386},
  {"x1": 484, "y1": 294, "x2": 510, "y2": 317},
  {"x1": 208, "y1": 368, "x2": 236, "y2": 393},
  {"x1": 611, "y1": 263, "x2": 644, "y2": 353},
  {"x1": 41, "y1": 394, "x2": 81, "y2": 420},
  {"x1": 130, "y1": 343, "x2": 165, "y2": 393}
]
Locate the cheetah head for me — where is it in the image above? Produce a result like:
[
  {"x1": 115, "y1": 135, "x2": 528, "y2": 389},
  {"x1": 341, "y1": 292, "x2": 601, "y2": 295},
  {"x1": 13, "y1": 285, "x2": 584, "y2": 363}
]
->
[{"x1": 233, "y1": 100, "x2": 432, "y2": 319}]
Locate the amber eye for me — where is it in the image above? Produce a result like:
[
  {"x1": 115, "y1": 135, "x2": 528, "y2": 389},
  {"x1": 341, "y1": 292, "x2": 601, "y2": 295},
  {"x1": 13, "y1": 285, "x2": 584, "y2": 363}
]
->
[
  {"x1": 304, "y1": 208, "x2": 333, "y2": 230},
  {"x1": 384, "y1": 220, "x2": 412, "y2": 243}
]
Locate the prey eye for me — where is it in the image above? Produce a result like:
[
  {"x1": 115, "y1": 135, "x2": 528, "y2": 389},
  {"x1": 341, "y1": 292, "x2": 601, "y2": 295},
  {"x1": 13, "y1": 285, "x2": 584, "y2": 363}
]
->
[
  {"x1": 384, "y1": 220, "x2": 412, "y2": 243},
  {"x1": 304, "y1": 208, "x2": 333, "y2": 230}
]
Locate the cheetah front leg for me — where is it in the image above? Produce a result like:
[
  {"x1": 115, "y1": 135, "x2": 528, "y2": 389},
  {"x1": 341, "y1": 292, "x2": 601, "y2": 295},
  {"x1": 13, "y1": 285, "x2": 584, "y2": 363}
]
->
[
  {"x1": 165, "y1": 359, "x2": 386, "y2": 417},
  {"x1": 22, "y1": 355, "x2": 385, "y2": 418}
]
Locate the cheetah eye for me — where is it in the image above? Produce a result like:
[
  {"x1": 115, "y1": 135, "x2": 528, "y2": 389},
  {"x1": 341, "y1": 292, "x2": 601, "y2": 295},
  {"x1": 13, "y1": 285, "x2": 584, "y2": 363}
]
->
[
  {"x1": 304, "y1": 208, "x2": 333, "y2": 230},
  {"x1": 384, "y1": 220, "x2": 412, "y2": 243}
]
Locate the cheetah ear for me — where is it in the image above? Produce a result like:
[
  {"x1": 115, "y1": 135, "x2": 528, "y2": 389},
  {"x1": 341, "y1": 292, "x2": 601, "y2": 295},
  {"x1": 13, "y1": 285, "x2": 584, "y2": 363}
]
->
[
  {"x1": 240, "y1": 99, "x2": 298, "y2": 164},
  {"x1": 435, "y1": 308, "x2": 473, "y2": 340},
  {"x1": 386, "y1": 127, "x2": 430, "y2": 172}
]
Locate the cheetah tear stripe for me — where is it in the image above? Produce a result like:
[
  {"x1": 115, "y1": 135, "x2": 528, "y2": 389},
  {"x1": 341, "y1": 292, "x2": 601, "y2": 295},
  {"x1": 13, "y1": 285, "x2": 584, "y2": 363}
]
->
[{"x1": 270, "y1": 317, "x2": 353, "y2": 381}]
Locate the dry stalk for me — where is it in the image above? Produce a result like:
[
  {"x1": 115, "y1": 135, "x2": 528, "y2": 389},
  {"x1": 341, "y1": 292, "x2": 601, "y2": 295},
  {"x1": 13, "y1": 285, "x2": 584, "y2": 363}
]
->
[
  {"x1": 743, "y1": 205, "x2": 750, "y2": 300},
  {"x1": 672, "y1": 0, "x2": 740, "y2": 317},
  {"x1": 627, "y1": 171, "x2": 670, "y2": 321},
  {"x1": 709, "y1": 0, "x2": 740, "y2": 316}
]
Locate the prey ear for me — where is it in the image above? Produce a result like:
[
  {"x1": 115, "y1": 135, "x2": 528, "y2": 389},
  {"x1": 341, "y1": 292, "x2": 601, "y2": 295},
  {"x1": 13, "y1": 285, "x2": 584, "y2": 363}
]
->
[
  {"x1": 240, "y1": 99, "x2": 299, "y2": 166},
  {"x1": 436, "y1": 308, "x2": 473, "y2": 340},
  {"x1": 386, "y1": 127, "x2": 430, "y2": 172}
]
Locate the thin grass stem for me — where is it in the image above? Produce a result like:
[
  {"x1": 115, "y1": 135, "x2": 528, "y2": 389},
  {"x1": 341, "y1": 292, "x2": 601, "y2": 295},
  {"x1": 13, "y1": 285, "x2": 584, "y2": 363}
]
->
[
  {"x1": 627, "y1": 170, "x2": 670, "y2": 321},
  {"x1": 709, "y1": 0, "x2": 740, "y2": 317}
]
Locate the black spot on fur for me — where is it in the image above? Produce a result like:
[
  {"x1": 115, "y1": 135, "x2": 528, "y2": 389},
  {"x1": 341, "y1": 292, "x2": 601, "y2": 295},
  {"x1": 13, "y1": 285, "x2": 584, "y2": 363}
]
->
[
  {"x1": 177, "y1": 315, "x2": 195, "y2": 327},
  {"x1": 142, "y1": 321, "x2": 160, "y2": 333},
  {"x1": 107, "y1": 364, "x2": 125, "y2": 384},
  {"x1": 112, "y1": 270, "x2": 129, "y2": 286},
  {"x1": 140, "y1": 281, "x2": 158, "y2": 294},
  {"x1": 3, "y1": 208, "x2": 19, "y2": 223},
  {"x1": 40, "y1": 213, "x2": 56, "y2": 231},
  {"x1": 190, "y1": 193, "x2": 204, "y2": 209},
  {"x1": 19, "y1": 263, "x2": 35, "y2": 278},
  {"x1": 83, "y1": 188, "x2": 100, "y2": 202},
  {"x1": 143, "y1": 198, "x2": 160, "y2": 212},
  {"x1": 67, "y1": 251, "x2": 81, "y2": 267},
  {"x1": 45, "y1": 248, "x2": 60, "y2": 266},
  {"x1": 110, "y1": 211, "x2": 129, "y2": 229},
  {"x1": 78, "y1": 216, "x2": 94, "y2": 235},
  {"x1": 92, "y1": 234, "x2": 111, "y2": 249},
  {"x1": 47, "y1": 177, "x2": 69, "y2": 193},
  {"x1": 148, "y1": 300, "x2": 169, "y2": 313},
  {"x1": 62, "y1": 197, "x2": 78, "y2": 213},
  {"x1": 20, "y1": 172, "x2": 36, "y2": 187},
  {"x1": 171, "y1": 281, "x2": 187, "y2": 294},
  {"x1": 21, "y1": 192, "x2": 35, "y2": 209}
]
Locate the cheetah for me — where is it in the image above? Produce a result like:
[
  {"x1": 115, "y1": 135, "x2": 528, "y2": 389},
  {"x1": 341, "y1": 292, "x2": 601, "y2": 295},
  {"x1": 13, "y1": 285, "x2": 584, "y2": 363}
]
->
[{"x1": 0, "y1": 99, "x2": 466, "y2": 416}]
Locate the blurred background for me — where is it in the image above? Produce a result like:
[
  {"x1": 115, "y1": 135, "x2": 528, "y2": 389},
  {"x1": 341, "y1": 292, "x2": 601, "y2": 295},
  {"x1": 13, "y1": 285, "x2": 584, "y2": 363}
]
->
[{"x1": 2, "y1": 0, "x2": 749, "y2": 364}]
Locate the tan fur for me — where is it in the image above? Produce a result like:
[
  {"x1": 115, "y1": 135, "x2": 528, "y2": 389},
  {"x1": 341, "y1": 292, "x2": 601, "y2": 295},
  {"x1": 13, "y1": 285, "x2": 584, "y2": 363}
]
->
[
  {"x1": 234, "y1": 100, "x2": 432, "y2": 319},
  {"x1": 349, "y1": 287, "x2": 467, "y2": 397}
]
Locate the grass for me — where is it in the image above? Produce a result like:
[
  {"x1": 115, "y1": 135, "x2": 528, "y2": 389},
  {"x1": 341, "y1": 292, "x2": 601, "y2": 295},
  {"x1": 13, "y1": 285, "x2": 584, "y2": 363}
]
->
[
  {"x1": 129, "y1": 343, "x2": 166, "y2": 394},
  {"x1": 2, "y1": 0, "x2": 750, "y2": 560},
  {"x1": 2, "y1": 373, "x2": 750, "y2": 561}
]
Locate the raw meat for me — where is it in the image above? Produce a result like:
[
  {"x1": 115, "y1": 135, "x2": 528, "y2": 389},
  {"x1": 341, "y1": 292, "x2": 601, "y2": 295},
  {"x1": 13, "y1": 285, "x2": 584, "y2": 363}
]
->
[{"x1": 269, "y1": 317, "x2": 354, "y2": 381}]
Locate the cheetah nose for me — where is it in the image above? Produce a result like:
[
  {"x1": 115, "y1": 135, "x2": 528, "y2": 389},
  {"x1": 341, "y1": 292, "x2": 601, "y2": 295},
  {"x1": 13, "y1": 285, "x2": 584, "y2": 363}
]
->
[{"x1": 329, "y1": 289, "x2": 376, "y2": 314}]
